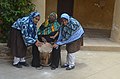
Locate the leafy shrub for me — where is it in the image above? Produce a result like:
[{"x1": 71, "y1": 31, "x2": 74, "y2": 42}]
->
[{"x1": 0, "y1": 0, "x2": 35, "y2": 42}]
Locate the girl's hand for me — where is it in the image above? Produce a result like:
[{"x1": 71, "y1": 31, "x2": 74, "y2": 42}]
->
[
  {"x1": 50, "y1": 36, "x2": 55, "y2": 39},
  {"x1": 41, "y1": 37, "x2": 47, "y2": 43},
  {"x1": 53, "y1": 44, "x2": 58, "y2": 48},
  {"x1": 35, "y1": 40, "x2": 43, "y2": 47}
]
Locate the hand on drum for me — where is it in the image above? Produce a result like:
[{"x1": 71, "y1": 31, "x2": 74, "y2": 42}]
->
[
  {"x1": 38, "y1": 42, "x2": 52, "y2": 53},
  {"x1": 35, "y1": 40, "x2": 43, "y2": 47},
  {"x1": 50, "y1": 36, "x2": 55, "y2": 39},
  {"x1": 53, "y1": 44, "x2": 58, "y2": 48}
]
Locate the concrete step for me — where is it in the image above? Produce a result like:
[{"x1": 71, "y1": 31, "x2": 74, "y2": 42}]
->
[
  {"x1": 84, "y1": 28, "x2": 111, "y2": 38},
  {"x1": 81, "y1": 37, "x2": 120, "y2": 52},
  {"x1": 81, "y1": 46, "x2": 120, "y2": 52}
]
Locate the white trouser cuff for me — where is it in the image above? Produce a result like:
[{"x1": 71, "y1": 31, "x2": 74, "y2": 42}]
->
[
  {"x1": 68, "y1": 53, "x2": 75, "y2": 66},
  {"x1": 13, "y1": 57, "x2": 20, "y2": 65},
  {"x1": 66, "y1": 54, "x2": 69, "y2": 64},
  {"x1": 20, "y1": 57, "x2": 26, "y2": 62}
]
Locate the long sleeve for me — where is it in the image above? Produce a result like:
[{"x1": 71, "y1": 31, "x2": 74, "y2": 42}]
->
[
  {"x1": 12, "y1": 18, "x2": 22, "y2": 30},
  {"x1": 56, "y1": 27, "x2": 63, "y2": 41},
  {"x1": 21, "y1": 25, "x2": 38, "y2": 46},
  {"x1": 55, "y1": 27, "x2": 84, "y2": 45}
]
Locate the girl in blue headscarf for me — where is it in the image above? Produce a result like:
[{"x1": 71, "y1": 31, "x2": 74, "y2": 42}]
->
[
  {"x1": 53, "y1": 13, "x2": 84, "y2": 70},
  {"x1": 8, "y1": 12, "x2": 42, "y2": 68}
]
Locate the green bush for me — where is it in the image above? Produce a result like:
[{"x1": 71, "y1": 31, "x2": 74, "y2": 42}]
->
[{"x1": 0, "y1": 0, "x2": 35, "y2": 43}]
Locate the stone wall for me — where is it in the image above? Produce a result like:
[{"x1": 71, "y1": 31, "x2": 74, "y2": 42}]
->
[
  {"x1": 0, "y1": 43, "x2": 32, "y2": 60},
  {"x1": 0, "y1": 43, "x2": 11, "y2": 59}
]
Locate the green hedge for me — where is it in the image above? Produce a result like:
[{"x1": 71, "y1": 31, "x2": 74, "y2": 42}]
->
[{"x1": 0, "y1": 0, "x2": 35, "y2": 43}]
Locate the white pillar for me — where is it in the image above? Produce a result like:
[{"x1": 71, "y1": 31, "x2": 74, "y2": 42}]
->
[
  {"x1": 32, "y1": 0, "x2": 46, "y2": 27},
  {"x1": 110, "y1": 0, "x2": 120, "y2": 43}
]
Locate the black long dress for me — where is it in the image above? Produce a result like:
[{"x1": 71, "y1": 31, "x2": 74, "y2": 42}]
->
[
  {"x1": 7, "y1": 28, "x2": 27, "y2": 58},
  {"x1": 31, "y1": 31, "x2": 61, "y2": 68}
]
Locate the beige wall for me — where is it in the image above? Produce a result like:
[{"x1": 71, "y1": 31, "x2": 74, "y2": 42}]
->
[
  {"x1": 73, "y1": 0, "x2": 115, "y2": 30},
  {"x1": 45, "y1": 0, "x2": 58, "y2": 19},
  {"x1": 45, "y1": 0, "x2": 115, "y2": 30},
  {"x1": 32, "y1": 0, "x2": 46, "y2": 27},
  {"x1": 110, "y1": 0, "x2": 120, "y2": 43},
  {"x1": 41, "y1": 0, "x2": 120, "y2": 42}
]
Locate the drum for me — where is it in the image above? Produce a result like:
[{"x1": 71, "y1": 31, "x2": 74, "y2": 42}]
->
[{"x1": 38, "y1": 43, "x2": 52, "y2": 66}]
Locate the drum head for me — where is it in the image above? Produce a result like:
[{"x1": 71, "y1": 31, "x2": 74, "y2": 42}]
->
[{"x1": 38, "y1": 43, "x2": 52, "y2": 53}]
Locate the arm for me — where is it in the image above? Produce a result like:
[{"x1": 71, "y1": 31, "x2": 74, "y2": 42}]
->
[
  {"x1": 21, "y1": 24, "x2": 38, "y2": 46},
  {"x1": 12, "y1": 18, "x2": 42, "y2": 46},
  {"x1": 55, "y1": 28, "x2": 84, "y2": 45},
  {"x1": 50, "y1": 31, "x2": 59, "y2": 39},
  {"x1": 12, "y1": 18, "x2": 22, "y2": 29}
]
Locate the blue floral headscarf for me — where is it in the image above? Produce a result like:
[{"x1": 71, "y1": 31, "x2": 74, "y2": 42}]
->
[
  {"x1": 29, "y1": 12, "x2": 40, "y2": 23},
  {"x1": 12, "y1": 12, "x2": 40, "y2": 46},
  {"x1": 61, "y1": 13, "x2": 70, "y2": 22},
  {"x1": 60, "y1": 13, "x2": 81, "y2": 41}
]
